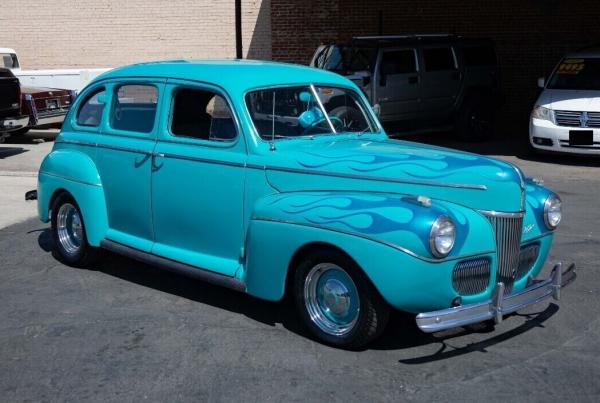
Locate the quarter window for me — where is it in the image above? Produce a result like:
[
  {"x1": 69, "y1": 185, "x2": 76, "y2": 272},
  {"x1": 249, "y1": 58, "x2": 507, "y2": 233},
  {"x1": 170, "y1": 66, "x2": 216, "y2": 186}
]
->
[
  {"x1": 171, "y1": 88, "x2": 237, "y2": 141},
  {"x1": 380, "y1": 50, "x2": 417, "y2": 75},
  {"x1": 423, "y1": 47, "x2": 456, "y2": 71},
  {"x1": 76, "y1": 88, "x2": 106, "y2": 127},
  {"x1": 110, "y1": 84, "x2": 158, "y2": 133}
]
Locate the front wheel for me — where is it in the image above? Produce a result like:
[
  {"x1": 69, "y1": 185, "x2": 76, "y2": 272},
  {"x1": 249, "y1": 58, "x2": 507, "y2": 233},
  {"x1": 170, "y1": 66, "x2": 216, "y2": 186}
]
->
[
  {"x1": 293, "y1": 249, "x2": 390, "y2": 349},
  {"x1": 51, "y1": 192, "x2": 101, "y2": 267},
  {"x1": 457, "y1": 97, "x2": 494, "y2": 141}
]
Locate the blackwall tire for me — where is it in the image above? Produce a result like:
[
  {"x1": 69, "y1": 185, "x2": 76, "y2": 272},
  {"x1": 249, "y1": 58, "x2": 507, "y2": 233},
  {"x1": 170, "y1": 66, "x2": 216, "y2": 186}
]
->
[{"x1": 293, "y1": 249, "x2": 390, "y2": 349}]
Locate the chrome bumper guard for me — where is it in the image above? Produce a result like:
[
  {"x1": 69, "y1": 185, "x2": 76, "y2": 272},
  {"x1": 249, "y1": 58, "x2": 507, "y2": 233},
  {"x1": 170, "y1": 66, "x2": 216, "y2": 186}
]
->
[{"x1": 416, "y1": 262, "x2": 576, "y2": 333}]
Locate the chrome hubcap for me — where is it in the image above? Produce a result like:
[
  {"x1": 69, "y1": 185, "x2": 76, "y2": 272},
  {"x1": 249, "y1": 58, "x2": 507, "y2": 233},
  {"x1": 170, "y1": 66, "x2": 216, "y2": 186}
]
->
[
  {"x1": 56, "y1": 203, "x2": 83, "y2": 256},
  {"x1": 304, "y1": 263, "x2": 360, "y2": 336}
]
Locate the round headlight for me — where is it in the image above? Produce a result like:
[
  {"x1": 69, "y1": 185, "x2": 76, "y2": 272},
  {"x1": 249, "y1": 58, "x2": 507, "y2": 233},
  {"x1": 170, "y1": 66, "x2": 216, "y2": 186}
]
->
[
  {"x1": 544, "y1": 194, "x2": 562, "y2": 229},
  {"x1": 429, "y1": 216, "x2": 456, "y2": 258}
]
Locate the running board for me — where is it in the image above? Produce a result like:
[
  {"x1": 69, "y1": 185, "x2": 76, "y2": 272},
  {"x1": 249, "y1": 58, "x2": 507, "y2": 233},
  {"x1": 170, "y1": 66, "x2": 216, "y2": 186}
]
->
[{"x1": 100, "y1": 239, "x2": 246, "y2": 293}]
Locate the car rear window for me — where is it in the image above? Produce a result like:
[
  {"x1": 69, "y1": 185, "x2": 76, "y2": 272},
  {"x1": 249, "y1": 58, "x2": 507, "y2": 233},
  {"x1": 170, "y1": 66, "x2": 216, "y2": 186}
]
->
[
  {"x1": 423, "y1": 47, "x2": 456, "y2": 71},
  {"x1": 462, "y1": 46, "x2": 497, "y2": 67},
  {"x1": 77, "y1": 89, "x2": 106, "y2": 127},
  {"x1": 110, "y1": 84, "x2": 157, "y2": 133},
  {"x1": 380, "y1": 50, "x2": 417, "y2": 75}
]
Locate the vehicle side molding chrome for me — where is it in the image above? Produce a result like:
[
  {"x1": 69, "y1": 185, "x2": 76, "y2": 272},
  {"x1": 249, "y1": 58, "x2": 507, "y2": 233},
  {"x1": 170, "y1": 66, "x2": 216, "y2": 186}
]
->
[
  {"x1": 100, "y1": 239, "x2": 246, "y2": 293},
  {"x1": 416, "y1": 261, "x2": 576, "y2": 333}
]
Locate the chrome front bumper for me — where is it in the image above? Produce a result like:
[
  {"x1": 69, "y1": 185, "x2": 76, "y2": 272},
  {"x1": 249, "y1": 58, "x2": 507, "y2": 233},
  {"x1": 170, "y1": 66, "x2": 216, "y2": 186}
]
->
[
  {"x1": 416, "y1": 262, "x2": 576, "y2": 333},
  {"x1": 0, "y1": 115, "x2": 29, "y2": 132}
]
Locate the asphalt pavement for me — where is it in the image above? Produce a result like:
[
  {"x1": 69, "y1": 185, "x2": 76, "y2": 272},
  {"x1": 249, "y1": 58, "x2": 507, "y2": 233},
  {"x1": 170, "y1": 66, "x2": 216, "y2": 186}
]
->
[{"x1": 0, "y1": 133, "x2": 599, "y2": 402}]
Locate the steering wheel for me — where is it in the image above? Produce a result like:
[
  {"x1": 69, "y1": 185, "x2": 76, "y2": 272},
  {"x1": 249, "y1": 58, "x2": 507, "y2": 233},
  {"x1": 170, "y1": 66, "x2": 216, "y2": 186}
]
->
[{"x1": 302, "y1": 115, "x2": 344, "y2": 134}]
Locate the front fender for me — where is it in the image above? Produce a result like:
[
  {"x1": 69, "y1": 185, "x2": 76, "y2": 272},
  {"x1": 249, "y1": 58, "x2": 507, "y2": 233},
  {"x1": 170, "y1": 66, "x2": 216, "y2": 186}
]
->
[
  {"x1": 37, "y1": 149, "x2": 108, "y2": 246},
  {"x1": 243, "y1": 191, "x2": 496, "y2": 310}
]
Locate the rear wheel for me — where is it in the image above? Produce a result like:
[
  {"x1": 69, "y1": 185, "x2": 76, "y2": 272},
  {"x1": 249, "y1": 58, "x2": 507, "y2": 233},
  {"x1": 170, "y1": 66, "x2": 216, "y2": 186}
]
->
[
  {"x1": 293, "y1": 249, "x2": 389, "y2": 349},
  {"x1": 51, "y1": 193, "x2": 101, "y2": 267}
]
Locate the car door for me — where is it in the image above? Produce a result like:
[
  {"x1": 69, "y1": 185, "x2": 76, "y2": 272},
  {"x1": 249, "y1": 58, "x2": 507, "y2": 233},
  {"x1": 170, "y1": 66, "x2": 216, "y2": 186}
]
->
[
  {"x1": 419, "y1": 46, "x2": 461, "y2": 119},
  {"x1": 94, "y1": 80, "x2": 163, "y2": 252},
  {"x1": 374, "y1": 48, "x2": 420, "y2": 122},
  {"x1": 150, "y1": 81, "x2": 246, "y2": 277}
]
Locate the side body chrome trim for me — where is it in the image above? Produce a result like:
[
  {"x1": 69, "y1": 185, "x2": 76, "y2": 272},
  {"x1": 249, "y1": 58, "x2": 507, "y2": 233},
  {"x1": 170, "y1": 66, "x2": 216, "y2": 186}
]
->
[
  {"x1": 100, "y1": 239, "x2": 246, "y2": 292},
  {"x1": 252, "y1": 216, "x2": 494, "y2": 263},
  {"x1": 39, "y1": 170, "x2": 102, "y2": 187},
  {"x1": 56, "y1": 139, "x2": 487, "y2": 191}
]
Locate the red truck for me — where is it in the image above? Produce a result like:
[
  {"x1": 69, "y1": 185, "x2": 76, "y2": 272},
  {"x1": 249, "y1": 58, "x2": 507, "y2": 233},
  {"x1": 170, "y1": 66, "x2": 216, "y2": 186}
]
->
[{"x1": 0, "y1": 68, "x2": 74, "y2": 142}]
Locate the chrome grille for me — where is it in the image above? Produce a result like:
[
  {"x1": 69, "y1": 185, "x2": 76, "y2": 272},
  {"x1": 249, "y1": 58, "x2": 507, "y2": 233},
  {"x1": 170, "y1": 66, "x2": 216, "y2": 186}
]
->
[
  {"x1": 452, "y1": 258, "x2": 491, "y2": 295},
  {"x1": 516, "y1": 243, "x2": 540, "y2": 280},
  {"x1": 483, "y1": 212, "x2": 524, "y2": 294},
  {"x1": 554, "y1": 110, "x2": 600, "y2": 128}
]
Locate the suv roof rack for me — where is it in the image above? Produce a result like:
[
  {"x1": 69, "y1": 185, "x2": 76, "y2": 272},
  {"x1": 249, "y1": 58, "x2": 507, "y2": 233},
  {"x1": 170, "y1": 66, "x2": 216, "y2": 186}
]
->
[{"x1": 349, "y1": 34, "x2": 460, "y2": 47}]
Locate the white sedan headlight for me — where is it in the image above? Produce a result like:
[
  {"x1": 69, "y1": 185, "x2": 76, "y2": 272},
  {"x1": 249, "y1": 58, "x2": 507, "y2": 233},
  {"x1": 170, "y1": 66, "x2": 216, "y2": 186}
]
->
[
  {"x1": 429, "y1": 216, "x2": 456, "y2": 258},
  {"x1": 544, "y1": 195, "x2": 562, "y2": 229},
  {"x1": 531, "y1": 105, "x2": 554, "y2": 122}
]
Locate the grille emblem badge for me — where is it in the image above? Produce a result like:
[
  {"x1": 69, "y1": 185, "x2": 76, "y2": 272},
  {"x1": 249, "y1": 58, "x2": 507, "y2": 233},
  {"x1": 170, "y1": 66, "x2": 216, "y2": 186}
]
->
[{"x1": 580, "y1": 112, "x2": 589, "y2": 127}]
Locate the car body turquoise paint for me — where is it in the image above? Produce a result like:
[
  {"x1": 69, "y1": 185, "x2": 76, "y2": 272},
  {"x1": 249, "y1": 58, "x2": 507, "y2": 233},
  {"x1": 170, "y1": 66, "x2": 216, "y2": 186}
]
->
[{"x1": 38, "y1": 60, "x2": 560, "y2": 315}]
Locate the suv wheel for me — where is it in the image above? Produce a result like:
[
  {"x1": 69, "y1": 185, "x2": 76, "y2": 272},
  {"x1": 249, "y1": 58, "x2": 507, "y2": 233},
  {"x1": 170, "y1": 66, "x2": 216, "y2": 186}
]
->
[
  {"x1": 51, "y1": 193, "x2": 101, "y2": 267},
  {"x1": 458, "y1": 97, "x2": 493, "y2": 141},
  {"x1": 293, "y1": 249, "x2": 389, "y2": 349}
]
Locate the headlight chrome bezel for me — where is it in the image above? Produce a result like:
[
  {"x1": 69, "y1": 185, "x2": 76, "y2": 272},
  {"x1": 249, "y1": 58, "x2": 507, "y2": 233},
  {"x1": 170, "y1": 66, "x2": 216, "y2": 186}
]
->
[
  {"x1": 544, "y1": 194, "x2": 562, "y2": 230},
  {"x1": 429, "y1": 215, "x2": 456, "y2": 258}
]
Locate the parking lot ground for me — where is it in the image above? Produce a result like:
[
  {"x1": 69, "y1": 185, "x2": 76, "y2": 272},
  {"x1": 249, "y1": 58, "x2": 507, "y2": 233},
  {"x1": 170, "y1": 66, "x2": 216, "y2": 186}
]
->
[{"x1": 1, "y1": 133, "x2": 599, "y2": 402}]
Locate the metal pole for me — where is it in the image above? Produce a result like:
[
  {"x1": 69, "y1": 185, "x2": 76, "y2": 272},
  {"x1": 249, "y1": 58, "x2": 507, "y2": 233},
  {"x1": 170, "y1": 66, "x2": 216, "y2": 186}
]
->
[{"x1": 235, "y1": 0, "x2": 243, "y2": 59}]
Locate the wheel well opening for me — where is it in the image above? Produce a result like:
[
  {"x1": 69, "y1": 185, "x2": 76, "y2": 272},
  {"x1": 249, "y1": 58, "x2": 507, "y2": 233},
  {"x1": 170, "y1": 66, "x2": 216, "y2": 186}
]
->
[
  {"x1": 284, "y1": 242, "x2": 358, "y2": 298},
  {"x1": 48, "y1": 188, "x2": 69, "y2": 216}
]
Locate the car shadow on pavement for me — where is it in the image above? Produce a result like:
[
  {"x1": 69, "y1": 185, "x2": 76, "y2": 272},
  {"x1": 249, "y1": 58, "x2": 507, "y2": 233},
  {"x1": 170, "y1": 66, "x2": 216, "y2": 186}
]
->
[
  {"x1": 36, "y1": 228, "x2": 559, "y2": 353},
  {"x1": 0, "y1": 147, "x2": 28, "y2": 159}
]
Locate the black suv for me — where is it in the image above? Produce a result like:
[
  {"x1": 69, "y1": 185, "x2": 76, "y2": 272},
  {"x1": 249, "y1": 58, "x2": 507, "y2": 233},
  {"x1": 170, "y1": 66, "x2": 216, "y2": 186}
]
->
[{"x1": 311, "y1": 35, "x2": 500, "y2": 139}]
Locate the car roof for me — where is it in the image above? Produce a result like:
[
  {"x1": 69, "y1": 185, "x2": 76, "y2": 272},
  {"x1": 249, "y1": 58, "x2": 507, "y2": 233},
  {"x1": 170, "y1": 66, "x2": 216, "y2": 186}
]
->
[
  {"x1": 0, "y1": 48, "x2": 17, "y2": 53},
  {"x1": 94, "y1": 59, "x2": 353, "y2": 93}
]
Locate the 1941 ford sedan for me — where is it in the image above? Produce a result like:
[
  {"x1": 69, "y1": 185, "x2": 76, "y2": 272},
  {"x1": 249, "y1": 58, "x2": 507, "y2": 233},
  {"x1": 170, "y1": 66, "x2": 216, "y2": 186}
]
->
[{"x1": 36, "y1": 60, "x2": 576, "y2": 348}]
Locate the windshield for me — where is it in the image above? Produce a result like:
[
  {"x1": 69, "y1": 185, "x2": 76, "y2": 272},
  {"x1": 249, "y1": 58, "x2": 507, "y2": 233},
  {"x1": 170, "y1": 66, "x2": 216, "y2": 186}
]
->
[
  {"x1": 312, "y1": 45, "x2": 376, "y2": 73},
  {"x1": 0, "y1": 53, "x2": 19, "y2": 69},
  {"x1": 245, "y1": 85, "x2": 378, "y2": 140},
  {"x1": 547, "y1": 58, "x2": 600, "y2": 90}
]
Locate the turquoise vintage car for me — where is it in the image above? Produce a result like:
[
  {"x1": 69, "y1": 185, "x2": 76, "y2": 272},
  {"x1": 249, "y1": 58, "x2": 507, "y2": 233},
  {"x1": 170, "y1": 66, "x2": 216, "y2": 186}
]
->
[{"x1": 36, "y1": 60, "x2": 576, "y2": 348}]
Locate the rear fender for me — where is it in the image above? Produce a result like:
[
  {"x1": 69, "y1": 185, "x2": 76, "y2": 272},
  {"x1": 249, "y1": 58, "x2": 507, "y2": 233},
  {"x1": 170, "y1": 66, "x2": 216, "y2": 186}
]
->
[{"x1": 37, "y1": 150, "x2": 108, "y2": 246}]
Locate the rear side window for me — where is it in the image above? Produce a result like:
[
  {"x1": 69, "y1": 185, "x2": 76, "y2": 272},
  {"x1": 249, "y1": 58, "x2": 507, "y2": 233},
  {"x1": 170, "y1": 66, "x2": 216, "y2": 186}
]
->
[
  {"x1": 77, "y1": 89, "x2": 106, "y2": 127},
  {"x1": 462, "y1": 46, "x2": 497, "y2": 67},
  {"x1": 423, "y1": 48, "x2": 456, "y2": 71},
  {"x1": 110, "y1": 84, "x2": 158, "y2": 133},
  {"x1": 171, "y1": 88, "x2": 237, "y2": 142},
  {"x1": 381, "y1": 50, "x2": 417, "y2": 75}
]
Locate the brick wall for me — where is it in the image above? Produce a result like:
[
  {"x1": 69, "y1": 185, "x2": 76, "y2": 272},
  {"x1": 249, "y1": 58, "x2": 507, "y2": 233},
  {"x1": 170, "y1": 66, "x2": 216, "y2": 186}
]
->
[
  {"x1": 0, "y1": 0, "x2": 271, "y2": 68},
  {"x1": 270, "y1": 0, "x2": 600, "y2": 133}
]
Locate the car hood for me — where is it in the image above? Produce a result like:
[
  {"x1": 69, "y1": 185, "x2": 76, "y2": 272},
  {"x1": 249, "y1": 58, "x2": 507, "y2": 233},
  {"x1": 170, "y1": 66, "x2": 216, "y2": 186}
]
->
[
  {"x1": 263, "y1": 136, "x2": 525, "y2": 212},
  {"x1": 537, "y1": 88, "x2": 600, "y2": 111}
]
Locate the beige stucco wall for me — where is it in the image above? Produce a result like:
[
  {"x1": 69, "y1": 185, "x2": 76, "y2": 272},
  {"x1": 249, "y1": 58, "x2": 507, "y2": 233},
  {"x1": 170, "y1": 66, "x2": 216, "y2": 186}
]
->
[{"x1": 0, "y1": 0, "x2": 271, "y2": 69}]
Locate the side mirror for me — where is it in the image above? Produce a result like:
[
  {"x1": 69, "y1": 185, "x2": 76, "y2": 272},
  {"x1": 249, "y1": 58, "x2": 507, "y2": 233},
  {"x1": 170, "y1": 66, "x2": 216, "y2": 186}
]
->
[
  {"x1": 537, "y1": 77, "x2": 545, "y2": 89},
  {"x1": 97, "y1": 94, "x2": 108, "y2": 104}
]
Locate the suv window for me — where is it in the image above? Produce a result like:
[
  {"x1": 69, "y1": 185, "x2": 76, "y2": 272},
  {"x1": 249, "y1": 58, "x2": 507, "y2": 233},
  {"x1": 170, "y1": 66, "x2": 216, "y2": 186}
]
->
[
  {"x1": 171, "y1": 88, "x2": 237, "y2": 141},
  {"x1": 77, "y1": 89, "x2": 106, "y2": 127},
  {"x1": 462, "y1": 46, "x2": 496, "y2": 66},
  {"x1": 423, "y1": 47, "x2": 456, "y2": 71},
  {"x1": 110, "y1": 84, "x2": 157, "y2": 133},
  {"x1": 381, "y1": 50, "x2": 416, "y2": 75}
]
